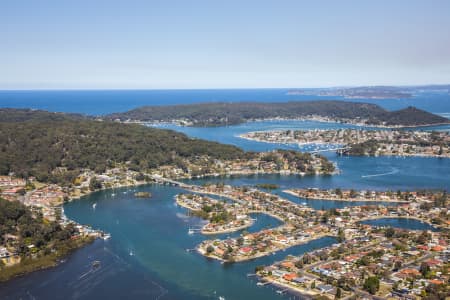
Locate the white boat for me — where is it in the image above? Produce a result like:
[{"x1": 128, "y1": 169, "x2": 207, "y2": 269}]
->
[
  {"x1": 188, "y1": 228, "x2": 194, "y2": 235},
  {"x1": 219, "y1": 297, "x2": 225, "y2": 300},
  {"x1": 102, "y1": 233, "x2": 111, "y2": 240},
  {"x1": 129, "y1": 250, "x2": 134, "y2": 256},
  {"x1": 92, "y1": 203, "x2": 97, "y2": 210}
]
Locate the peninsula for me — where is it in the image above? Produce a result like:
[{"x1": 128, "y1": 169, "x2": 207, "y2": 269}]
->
[
  {"x1": 241, "y1": 129, "x2": 450, "y2": 158},
  {"x1": 287, "y1": 84, "x2": 450, "y2": 100},
  {"x1": 105, "y1": 101, "x2": 450, "y2": 128},
  {"x1": 286, "y1": 85, "x2": 414, "y2": 99}
]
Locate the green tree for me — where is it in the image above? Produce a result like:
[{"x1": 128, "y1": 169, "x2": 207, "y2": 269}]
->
[
  {"x1": 255, "y1": 265, "x2": 264, "y2": 272},
  {"x1": 363, "y1": 276, "x2": 380, "y2": 295},
  {"x1": 419, "y1": 262, "x2": 431, "y2": 278},
  {"x1": 385, "y1": 227, "x2": 395, "y2": 238},
  {"x1": 337, "y1": 228, "x2": 345, "y2": 242},
  {"x1": 89, "y1": 177, "x2": 102, "y2": 191}
]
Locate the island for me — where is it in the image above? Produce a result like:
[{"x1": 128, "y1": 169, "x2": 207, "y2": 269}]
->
[
  {"x1": 240, "y1": 129, "x2": 450, "y2": 158},
  {"x1": 286, "y1": 86, "x2": 413, "y2": 99},
  {"x1": 105, "y1": 101, "x2": 450, "y2": 128}
]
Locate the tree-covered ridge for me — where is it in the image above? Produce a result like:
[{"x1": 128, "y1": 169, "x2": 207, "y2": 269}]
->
[
  {"x1": 0, "y1": 113, "x2": 244, "y2": 184},
  {"x1": 106, "y1": 101, "x2": 449, "y2": 127},
  {"x1": 0, "y1": 109, "x2": 334, "y2": 186},
  {"x1": 0, "y1": 108, "x2": 88, "y2": 123}
]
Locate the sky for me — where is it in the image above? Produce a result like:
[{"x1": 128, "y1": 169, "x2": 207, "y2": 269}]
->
[{"x1": 1, "y1": 0, "x2": 450, "y2": 89}]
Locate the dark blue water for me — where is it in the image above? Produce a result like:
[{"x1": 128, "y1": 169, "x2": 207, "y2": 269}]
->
[
  {"x1": 1, "y1": 89, "x2": 450, "y2": 116},
  {"x1": 361, "y1": 218, "x2": 439, "y2": 231}
]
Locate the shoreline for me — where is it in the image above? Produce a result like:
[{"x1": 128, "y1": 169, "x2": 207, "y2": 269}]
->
[
  {"x1": 283, "y1": 189, "x2": 410, "y2": 203},
  {"x1": 260, "y1": 276, "x2": 319, "y2": 299},
  {"x1": 174, "y1": 196, "x2": 255, "y2": 235},
  {"x1": 0, "y1": 236, "x2": 95, "y2": 282},
  {"x1": 358, "y1": 215, "x2": 438, "y2": 228},
  {"x1": 201, "y1": 220, "x2": 254, "y2": 235},
  {"x1": 239, "y1": 133, "x2": 450, "y2": 159},
  {"x1": 199, "y1": 234, "x2": 332, "y2": 263},
  {"x1": 0, "y1": 181, "x2": 150, "y2": 283},
  {"x1": 135, "y1": 117, "x2": 450, "y2": 130}
]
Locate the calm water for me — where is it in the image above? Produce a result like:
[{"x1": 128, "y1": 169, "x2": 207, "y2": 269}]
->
[
  {"x1": 0, "y1": 91, "x2": 449, "y2": 299},
  {"x1": 361, "y1": 218, "x2": 439, "y2": 232},
  {"x1": 1, "y1": 89, "x2": 450, "y2": 116}
]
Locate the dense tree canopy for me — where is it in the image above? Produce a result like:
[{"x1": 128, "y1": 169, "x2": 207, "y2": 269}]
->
[
  {"x1": 0, "y1": 111, "x2": 244, "y2": 185},
  {"x1": 0, "y1": 198, "x2": 74, "y2": 256},
  {"x1": 106, "y1": 101, "x2": 449, "y2": 127}
]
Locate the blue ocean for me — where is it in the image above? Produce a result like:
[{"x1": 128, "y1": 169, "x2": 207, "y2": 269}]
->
[{"x1": 1, "y1": 89, "x2": 450, "y2": 116}]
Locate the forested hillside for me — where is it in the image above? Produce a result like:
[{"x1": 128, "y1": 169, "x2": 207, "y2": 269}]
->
[
  {"x1": 106, "y1": 101, "x2": 449, "y2": 127},
  {"x1": 0, "y1": 109, "x2": 244, "y2": 184}
]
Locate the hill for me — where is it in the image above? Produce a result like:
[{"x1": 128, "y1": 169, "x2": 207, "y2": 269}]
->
[
  {"x1": 376, "y1": 106, "x2": 448, "y2": 127},
  {"x1": 0, "y1": 109, "x2": 244, "y2": 184},
  {"x1": 0, "y1": 108, "x2": 87, "y2": 123},
  {"x1": 106, "y1": 101, "x2": 449, "y2": 127}
]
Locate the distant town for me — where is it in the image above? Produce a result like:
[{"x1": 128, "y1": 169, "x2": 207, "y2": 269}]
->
[{"x1": 241, "y1": 129, "x2": 450, "y2": 158}]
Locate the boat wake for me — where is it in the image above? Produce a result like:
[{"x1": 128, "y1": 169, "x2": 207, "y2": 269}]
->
[
  {"x1": 175, "y1": 212, "x2": 190, "y2": 220},
  {"x1": 361, "y1": 168, "x2": 399, "y2": 178}
]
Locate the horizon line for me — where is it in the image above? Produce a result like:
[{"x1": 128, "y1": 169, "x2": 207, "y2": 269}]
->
[{"x1": 0, "y1": 83, "x2": 450, "y2": 92}]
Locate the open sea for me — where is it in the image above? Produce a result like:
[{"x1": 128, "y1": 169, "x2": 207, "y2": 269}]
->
[
  {"x1": 0, "y1": 89, "x2": 449, "y2": 299},
  {"x1": 1, "y1": 89, "x2": 450, "y2": 116}
]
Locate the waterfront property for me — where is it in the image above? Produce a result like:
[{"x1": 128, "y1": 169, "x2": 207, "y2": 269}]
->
[
  {"x1": 240, "y1": 129, "x2": 450, "y2": 157},
  {"x1": 258, "y1": 226, "x2": 449, "y2": 299},
  {"x1": 174, "y1": 181, "x2": 449, "y2": 268},
  {"x1": 284, "y1": 188, "x2": 436, "y2": 203}
]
